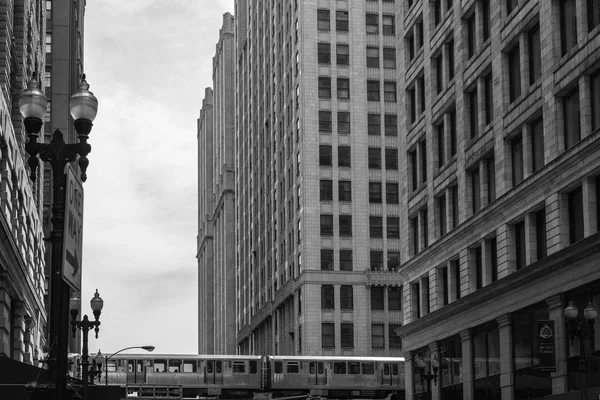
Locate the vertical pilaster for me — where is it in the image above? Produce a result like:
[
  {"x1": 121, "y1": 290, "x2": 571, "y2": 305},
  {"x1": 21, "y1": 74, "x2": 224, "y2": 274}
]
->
[
  {"x1": 405, "y1": 351, "x2": 414, "y2": 400},
  {"x1": 460, "y1": 329, "x2": 474, "y2": 400},
  {"x1": 497, "y1": 314, "x2": 515, "y2": 400},
  {"x1": 547, "y1": 294, "x2": 568, "y2": 394}
]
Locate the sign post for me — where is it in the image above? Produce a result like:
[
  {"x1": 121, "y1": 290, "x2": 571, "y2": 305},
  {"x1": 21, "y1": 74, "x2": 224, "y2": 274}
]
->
[
  {"x1": 536, "y1": 320, "x2": 556, "y2": 372},
  {"x1": 63, "y1": 164, "x2": 84, "y2": 292}
]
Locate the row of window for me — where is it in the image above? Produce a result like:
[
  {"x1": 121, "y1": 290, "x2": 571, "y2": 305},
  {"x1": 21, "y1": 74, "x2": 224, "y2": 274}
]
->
[
  {"x1": 317, "y1": 112, "x2": 398, "y2": 136},
  {"x1": 317, "y1": 44, "x2": 396, "y2": 69},
  {"x1": 317, "y1": 10, "x2": 395, "y2": 35},
  {"x1": 318, "y1": 78, "x2": 397, "y2": 102},
  {"x1": 319, "y1": 248, "x2": 402, "y2": 272},
  {"x1": 319, "y1": 145, "x2": 399, "y2": 170}
]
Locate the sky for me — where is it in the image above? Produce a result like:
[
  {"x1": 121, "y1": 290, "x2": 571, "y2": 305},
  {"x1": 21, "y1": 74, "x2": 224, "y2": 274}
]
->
[{"x1": 80, "y1": 0, "x2": 232, "y2": 356}]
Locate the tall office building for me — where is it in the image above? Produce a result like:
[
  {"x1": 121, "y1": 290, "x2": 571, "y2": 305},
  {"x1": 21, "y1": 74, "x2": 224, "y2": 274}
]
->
[
  {"x1": 233, "y1": 0, "x2": 403, "y2": 356},
  {"x1": 198, "y1": 13, "x2": 237, "y2": 355},
  {"x1": 0, "y1": 0, "x2": 48, "y2": 363},
  {"x1": 396, "y1": 0, "x2": 600, "y2": 399}
]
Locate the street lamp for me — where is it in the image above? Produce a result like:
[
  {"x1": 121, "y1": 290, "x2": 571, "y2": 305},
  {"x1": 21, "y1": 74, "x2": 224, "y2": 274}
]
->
[
  {"x1": 70, "y1": 290, "x2": 104, "y2": 400},
  {"x1": 104, "y1": 345, "x2": 155, "y2": 385},
  {"x1": 565, "y1": 300, "x2": 597, "y2": 400},
  {"x1": 20, "y1": 74, "x2": 98, "y2": 400}
]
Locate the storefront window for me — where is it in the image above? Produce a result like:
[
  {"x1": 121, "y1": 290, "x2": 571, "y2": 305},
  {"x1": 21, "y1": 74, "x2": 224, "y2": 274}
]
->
[
  {"x1": 512, "y1": 302, "x2": 552, "y2": 399},
  {"x1": 440, "y1": 335, "x2": 463, "y2": 399},
  {"x1": 473, "y1": 321, "x2": 501, "y2": 400},
  {"x1": 413, "y1": 346, "x2": 432, "y2": 400}
]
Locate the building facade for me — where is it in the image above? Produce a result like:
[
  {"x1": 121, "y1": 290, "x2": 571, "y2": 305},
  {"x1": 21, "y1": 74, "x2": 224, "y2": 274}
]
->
[
  {"x1": 197, "y1": 12, "x2": 237, "y2": 356},
  {"x1": 0, "y1": 0, "x2": 48, "y2": 363},
  {"x1": 396, "y1": 0, "x2": 600, "y2": 399}
]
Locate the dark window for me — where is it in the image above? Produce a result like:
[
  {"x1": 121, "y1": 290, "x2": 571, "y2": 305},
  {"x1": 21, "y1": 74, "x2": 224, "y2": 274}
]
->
[
  {"x1": 529, "y1": 25, "x2": 541, "y2": 84},
  {"x1": 320, "y1": 214, "x2": 334, "y2": 236},
  {"x1": 535, "y1": 208, "x2": 547, "y2": 260},
  {"x1": 337, "y1": 78, "x2": 350, "y2": 99},
  {"x1": 411, "y1": 215, "x2": 419, "y2": 254},
  {"x1": 321, "y1": 285, "x2": 334, "y2": 308},
  {"x1": 449, "y1": 108, "x2": 457, "y2": 156},
  {"x1": 370, "y1": 250, "x2": 384, "y2": 271},
  {"x1": 318, "y1": 77, "x2": 331, "y2": 98},
  {"x1": 437, "y1": 194, "x2": 447, "y2": 237},
  {"x1": 482, "y1": 0, "x2": 490, "y2": 41},
  {"x1": 447, "y1": 39, "x2": 455, "y2": 80},
  {"x1": 341, "y1": 323, "x2": 354, "y2": 348},
  {"x1": 433, "y1": 0, "x2": 442, "y2": 26},
  {"x1": 420, "y1": 140, "x2": 427, "y2": 184},
  {"x1": 468, "y1": 88, "x2": 479, "y2": 138},
  {"x1": 370, "y1": 216, "x2": 383, "y2": 238},
  {"x1": 383, "y1": 48, "x2": 396, "y2": 69},
  {"x1": 372, "y1": 324, "x2": 385, "y2": 348},
  {"x1": 382, "y1": 15, "x2": 395, "y2": 35},
  {"x1": 406, "y1": 33, "x2": 415, "y2": 61},
  {"x1": 338, "y1": 146, "x2": 351, "y2": 167},
  {"x1": 441, "y1": 266, "x2": 449, "y2": 305},
  {"x1": 338, "y1": 112, "x2": 350, "y2": 133},
  {"x1": 339, "y1": 215, "x2": 352, "y2": 236},
  {"x1": 453, "y1": 259, "x2": 461, "y2": 299},
  {"x1": 387, "y1": 252, "x2": 400, "y2": 272},
  {"x1": 336, "y1": 44, "x2": 350, "y2": 65},
  {"x1": 322, "y1": 323, "x2": 335, "y2": 348},
  {"x1": 389, "y1": 324, "x2": 402, "y2": 348},
  {"x1": 470, "y1": 168, "x2": 481, "y2": 213},
  {"x1": 508, "y1": 45, "x2": 521, "y2": 102},
  {"x1": 340, "y1": 249, "x2": 353, "y2": 271},
  {"x1": 384, "y1": 81, "x2": 397, "y2": 102},
  {"x1": 589, "y1": 0, "x2": 600, "y2": 32},
  {"x1": 318, "y1": 43, "x2": 331, "y2": 64},
  {"x1": 563, "y1": 88, "x2": 581, "y2": 149},
  {"x1": 368, "y1": 147, "x2": 381, "y2": 169},
  {"x1": 371, "y1": 287, "x2": 384, "y2": 310},
  {"x1": 436, "y1": 121, "x2": 445, "y2": 167},
  {"x1": 368, "y1": 113, "x2": 381, "y2": 135},
  {"x1": 340, "y1": 285, "x2": 353, "y2": 309},
  {"x1": 366, "y1": 46, "x2": 379, "y2": 68},
  {"x1": 369, "y1": 182, "x2": 383, "y2": 203},
  {"x1": 507, "y1": 0, "x2": 518, "y2": 15},
  {"x1": 334, "y1": 362, "x2": 347, "y2": 374},
  {"x1": 514, "y1": 220, "x2": 526, "y2": 270},
  {"x1": 409, "y1": 148, "x2": 418, "y2": 191},
  {"x1": 484, "y1": 73, "x2": 493, "y2": 125},
  {"x1": 473, "y1": 322, "x2": 501, "y2": 399},
  {"x1": 435, "y1": 53, "x2": 444, "y2": 95},
  {"x1": 385, "y1": 114, "x2": 398, "y2": 136},
  {"x1": 489, "y1": 237, "x2": 498, "y2": 282},
  {"x1": 317, "y1": 9, "x2": 331, "y2": 31},
  {"x1": 560, "y1": 0, "x2": 577, "y2": 55},
  {"x1": 592, "y1": 72, "x2": 600, "y2": 131},
  {"x1": 319, "y1": 145, "x2": 332, "y2": 166},
  {"x1": 386, "y1": 182, "x2": 399, "y2": 204},
  {"x1": 388, "y1": 286, "x2": 402, "y2": 309},
  {"x1": 531, "y1": 118, "x2": 544, "y2": 172},
  {"x1": 474, "y1": 245, "x2": 483, "y2": 289},
  {"x1": 321, "y1": 249, "x2": 334, "y2": 270},
  {"x1": 366, "y1": 13, "x2": 379, "y2": 34},
  {"x1": 451, "y1": 184, "x2": 459, "y2": 228},
  {"x1": 408, "y1": 87, "x2": 416, "y2": 123},
  {"x1": 387, "y1": 217, "x2": 400, "y2": 239},
  {"x1": 486, "y1": 157, "x2": 496, "y2": 203},
  {"x1": 511, "y1": 135, "x2": 524, "y2": 185},
  {"x1": 417, "y1": 77, "x2": 425, "y2": 112},
  {"x1": 336, "y1": 11, "x2": 349, "y2": 31},
  {"x1": 319, "y1": 111, "x2": 332, "y2": 132},
  {"x1": 385, "y1": 148, "x2": 398, "y2": 170},
  {"x1": 339, "y1": 180, "x2": 352, "y2": 202},
  {"x1": 568, "y1": 187, "x2": 584, "y2": 244},
  {"x1": 367, "y1": 80, "x2": 380, "y2": 101},
  {"x1": 467, "y1": 13, "x2": 476, "y2": 58},
  {"x1": 320, "y1": 179, "x2": 333, "y2": 201}
]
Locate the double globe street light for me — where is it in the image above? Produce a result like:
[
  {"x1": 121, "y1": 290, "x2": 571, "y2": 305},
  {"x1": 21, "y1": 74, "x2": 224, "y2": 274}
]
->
[
  {"x1": 20, "y1": 74, "x2": 98, "y2": 400},
  {"x1": 565, "y1": 301, "x2": 598, "y2": 400}
]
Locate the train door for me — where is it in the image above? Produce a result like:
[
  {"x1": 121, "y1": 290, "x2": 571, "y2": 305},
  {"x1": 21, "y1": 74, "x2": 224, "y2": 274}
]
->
[
  {"x1": 381, "y1": 363, "x2": 401, "y2": 386},
  {"x1": 382, "y1": 363, "x2": 391, "y2": 386},
  {"x1": 126, "y1": 360, "x2": 136, "y2": 384},
  {"x1": 126, "y1": 359, "x2": 145, "y2": 384},
  {"x1": 308, "y1": 361, "x2": 327, "y2": 386},
  {"x1": 204, "y1": 360, "x2": 223, "y2": 384}
]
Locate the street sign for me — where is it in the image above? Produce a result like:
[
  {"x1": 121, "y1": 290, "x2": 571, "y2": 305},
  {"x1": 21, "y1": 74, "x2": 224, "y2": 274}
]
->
[{"x1": 63, "y1": 164, "x2": 84, "y2": 291}]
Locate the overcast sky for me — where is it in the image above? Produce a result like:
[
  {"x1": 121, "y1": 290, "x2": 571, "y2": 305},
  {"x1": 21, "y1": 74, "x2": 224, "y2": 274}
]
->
[{"x1": 80, "y1": 0, "x2": 232, "y2": 356}]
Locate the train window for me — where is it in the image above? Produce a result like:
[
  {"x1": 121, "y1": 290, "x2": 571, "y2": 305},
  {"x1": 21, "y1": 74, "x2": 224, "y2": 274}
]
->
[
  {"x1": 168, "y1": 359, "x2": 182, "y2": 372},
  {"x1": 383, "y1": 363, "x2": 390, "y2": 375},
  {"x1": 127, "y1": 361, "x2": 134, "y2": 372},
  {"x1": 183, "y1": 360, "x2": 196, "y2": 373},
  {"x1": 286, "y1": 361, "x2": 299, "y2": 373},
  {"x1": 154, "y1": 360, "x2": 167, "y2": 372},
  {"x1": 145, "y1": 359, "x2": 153, "y2": 368},
  {"x1": 392, "y1": 363, "x2": 398, "y2": 375},
  {"x1": 207, "y1": 361, "x2": 213, "y2": 373},
  {"x1": 216, "y1": 361, "x2": 222, "y2": 373},
  {"x1": 333, "y1": 362, "x2": 347, "y2": 374},
  {"x1": 233, "y1": 361, "x2": 246, "y2": 373},
  {"x1": 107, "y1": 361, "x2": 117, "y2": 373},
  {"x1": 274, "y1": 361, "x2": 283, "y2": 373},
  {"x1": 318, "y1": 362, "x2": 324, "y2": 374},
  {"x1": 348, "y1": 362, "x2": 360, "y2": 374},
  {"x1": 136, "y1": 360, "x2": 143, "y2": 373},
  {"x1": 250, "y1": 360, "x2": 258, "y2": 374},
  {"x1": 309, "y1": 362, "x2": 315, "y2": 374},
  {"x1": 361, "y1": 362, "x2": 375, "y2": 375}
]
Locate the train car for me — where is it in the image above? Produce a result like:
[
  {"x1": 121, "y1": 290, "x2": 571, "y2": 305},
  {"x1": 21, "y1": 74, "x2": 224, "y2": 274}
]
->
[
  {"x1": 105, "y1": 354, "x2": 263, "y2": 398},
  {"x1": 265, "y1": 355, "x2": 405, "y2": 399}
]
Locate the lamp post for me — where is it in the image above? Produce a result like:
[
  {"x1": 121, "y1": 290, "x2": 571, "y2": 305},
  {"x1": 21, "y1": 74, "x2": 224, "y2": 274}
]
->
[
  {"x1": 89, "y1": 351, "x2": 104, "y2": 383},
  {"x1": 104, "y1": 345, "x2": 155, "y2": 385},
  {"x1": 415, "y1": 352, "x2": 439, "y2": 399},
  {"x1": 565, "y1": 300, "x2": 597, "y2": 400},
  {"x1": 70, "y1": 290, "x2": 104, "y2": 400},
  {"x1": 20, "y1": 74, "x2": 98, "y2": 400}
]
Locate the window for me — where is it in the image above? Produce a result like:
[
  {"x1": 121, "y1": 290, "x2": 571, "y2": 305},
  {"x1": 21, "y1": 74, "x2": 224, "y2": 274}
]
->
[
  {"x1": 466, "y1": 13, "x2": 476, "y2": 58},
  {"x1": 319, "y1": 111, "x2": 332, "y2": 132},
  {"x1": 367, "y1": 80, "x2": 380, "y2": 101},
  {"x1": 389, "y1": 324, "x2": 402, "y2": 348},
  {"x1": 372, "y1": 324, "x2": 385, "y2": 348},
  {"x1": 511, "y1": 135, "x2": 523, "y2": 186},
  {"x1": 439, "y1": 335, "x2": 464, "y2": 395},
  {"x1": 474, "y1": 245, "x2": 483, "y2": 289},
  {"x1": 482, "y1": 0, "x2": 490, "y2": 41},
  {"x1": 408, "y1": 87, "x2": 416, "y2": 123},
  {"x1": 383, "y1": 48, "x2": 396, "y2": 69},
  {"x1": 334, "y1": 362, "x2": 347, "y2": 374},
  {"x1": 340, "y1": 285, "x2": 353, "y2": 309},
  {"x1": 336, "y1": 11, "x2": 349, "y2": 31},
  {"x1": 340, "y1": 250, "x2": 353, "y2": 271},
  {"x1": 589, "y1": 0, "x2": 600, "y2": 32},
  {"x1": 440, "y1": 266, "x2": 449, "y2": 305},
  {"x1": 387, "y1": 217, "x2": 400, "y2": 239},
  {"x1": 409, "y1": 148, "x2": 418, "y2": 191},
  {"x1": 341, "y1": 323, "x2": 354, "y2": 348},
  {"x1": 339, "y1": 215, "x2": 352, "y2": 236},
  {"x1": 337, "y1": 44, "x2": 350, "y2": 65},
  {"x1": 382, "y1": 15, "x2": 395, "y2": 35},
  {"x1": 337, "y1": 78, "x2": 350, "y2": 99},
  {"x1": 507, "y1": 0, "x2": 518, "y2": 15},
  {"x1": 417, "y1": 77, "x2": 425, "y2": 113},
  {"x1": 370, "y1": 216, "x2": 383, "y2": 238},
  {"x1": 339, "y1": 180, "x2": 352, "y2": 201},
  {"x1": 435, "y1": 121, "x2": 445, "y2": 168},
  {"x1": 318, "y1": 43, "x2": 331, "y2": 64},
  {"x1": 320, "y1": 180, "x2": 333, "y2": 201},
  {"x1": 410, "y1": 215, "x2": 419, "y2": 254},
  {"x1": 371, "y1": 287, "x2": 384, "y2": 310},
  {"x1": 568, "y1": 186, "x2": 584, "y2": 244},
  {"x1": 368, "y1": 114, "x2": 381, "y2": 135},
  {"x1": 384, "y1": 81, "x2": 397, "y2": 102},
  {"x1": 388, "y1": 251, "x2": 400, "y2": 271},
  {"x1": 386, "y1": 182, "x2": 399, "y2": 204},
  {"x1": 529, "y1": 25, "x2": 541, "y2": 84},
  {"x1": 514, "y1": 220, "x2": 526, "y2": 270},
  {"x1": 468, "y1": 88, "x2": 479, "y2": 139},
  {"x1": 437, "y1": 193, "x2": 447, "y2": 236},
  {"x1": 321, "y1": 249, "x2": 334, "y2": 271},
  {"x1": 318, "y1": 9, "x2": 331, "y2": 31},
  {"x1": 369, "y1": 182, "x2": 381, "y2": 203},
  {"x1": 366, "y1": 13, "x2": 379, "y2": 34},
  {"x1": 560, "y1": 0, "x2": 577, "y2": 55},
  {"x1": 563, "y1": 88, "x2": 581, "y2": 149},
  {"x1": 535, "y1": 208, "x2": 547, "y2": 260},
  {"x1": 338, "y1": 112, "x2": 350, "y2": 133},
  {"x1": 385, "y1": 148, "x2": 398, "y2": 170},
  {"x1": 318, "y1": 77, "x2": 331, "y2": 98},
  {"x1": 473, "y1": 322, "x2": 501, "y2": 399},
  {"x1": 484, "y1": 73, "x2": 493, "y2": 125},
  {"x1": 45, "y1": 34, "x2": 52, "y2": 53},
  {"x1": 367, "y1": 46, "x2": 379, "y2": 68},
  {"x1": 44, "y1": 71, "x2": 51, "y2": 88},
  {"x1": 319, "y1": 145, "x2": 332, "y2": 166},
  {"x1": 385, "y1": 115, "x2": 397, "y2": 136},
  {"x1": 406, "y1": 32, "x2": 415, "y2": 61},
  {"x1": 321, "y1": 285, "x2": 334, "y2": 308},
  {"x1": 433, "y1": 0, "x2": 442, "y2": 26},
  {"x1": 322, "y1": 323, "x2": 335, "y2": 348},
  {"x1": 486, "y1": 156, "x2": 496, "y2": 203},
  {"x1": 488, "y1": 237, "x2": 498, "y2": 282},
  {"x1": 508, "y1": 45, "x2": 521, "y2": 102},
  {"x1": 531, "y1": 118, "x2": 544, "y2": 172},
  {"x1": 370, "y1": 250, "x2": 384, "y2": 271},
  {"x1": 448, "y1": 39, "x2": 455, "y2": 80},
  {"x1": 339, "y1": 146, "x2": 351, "y2": 167},
  {"x1": 233, "y1": 361, "x2": 246, "y2": 373},
  {"x1": 419, "y1": 140, "x2": 427, "y2": 183},
  {"x1": 368, "y1": 148, "x2": 381, "y2": 169},
  {"x1": 451, "y1": 184, "x2": 459, "y2": 228},
  {"x1": 434, "y1": 53, "x2": 443, "y2": 95},
  {"x1": 592, "y1": 72, "x2": 600, "y2": 131},
  {"x1": 320, "y1": 214, "x2": 334, "y2": 236}
]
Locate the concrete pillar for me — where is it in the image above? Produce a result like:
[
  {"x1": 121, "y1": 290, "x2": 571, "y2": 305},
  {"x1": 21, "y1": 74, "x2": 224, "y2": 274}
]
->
[
  {"x1": 547, "y1": 294, "x2": 568, "y2": 394},
  {"x1": 460, "y1": 330, "x2": 474, "y2": 400},
  {"x1": 405, "y1": 351, "x2": 414, "y2": 400},
  {"x1": 497, "y1": 314, "x2": 514, "y2": 400},
  {"x1": 429, "y1": 342, "x2": 440, "y2": 400}
]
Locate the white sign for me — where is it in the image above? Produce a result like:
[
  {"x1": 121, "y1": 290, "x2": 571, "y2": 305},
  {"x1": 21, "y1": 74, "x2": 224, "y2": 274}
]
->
[{"x1": 63, "y1": 165, "x2": 84, "y2": 291}]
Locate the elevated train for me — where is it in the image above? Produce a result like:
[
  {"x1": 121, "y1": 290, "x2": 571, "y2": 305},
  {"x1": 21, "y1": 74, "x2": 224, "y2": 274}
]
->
[{"x1": 104, "y1": 353, "x2": 405, "y2": 399}]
